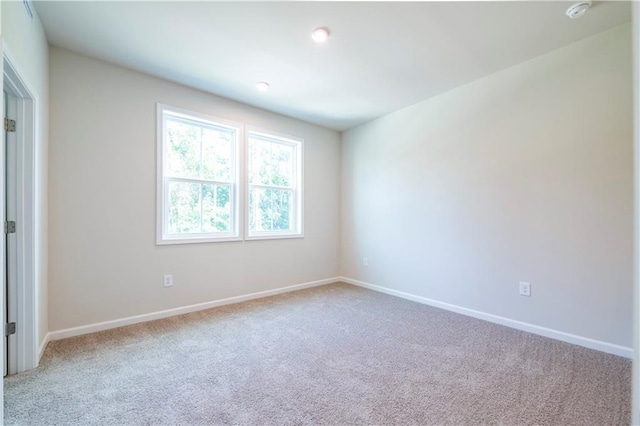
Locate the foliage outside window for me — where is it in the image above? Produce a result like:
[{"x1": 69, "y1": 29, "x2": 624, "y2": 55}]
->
[
  {"x1": 247, "y1": 131, "x2": 303, "y2": 239},
  {"x1": 158, "y1": 105, "x2": 241, "y2": 244},
  {"x1": 157, "y1": 105, "x2": 303, "y2": 244}
]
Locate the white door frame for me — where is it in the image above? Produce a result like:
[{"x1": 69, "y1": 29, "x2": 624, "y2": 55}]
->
[
  {"x1": 5, "y1": 90, "x2": 18, "y2": 375},
  {"x1": 3, "y1": 50, "x2": 38, "y2": 373}
]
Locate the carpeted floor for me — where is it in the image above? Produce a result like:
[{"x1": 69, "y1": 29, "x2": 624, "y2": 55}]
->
[{"x1": 4, "y1": 282, "x2": 631, "y2": 425}]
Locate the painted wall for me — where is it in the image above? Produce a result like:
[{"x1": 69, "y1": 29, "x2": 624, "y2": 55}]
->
[
  {"x1": 2, "y1": 2, "x2": 49, "y2": 351},
  {"x1": 48, "y1": 47, "x2": 341, "y2": 331},
  {"x1": 341, "y1": 24, "x2": 633, "y2": 348}
]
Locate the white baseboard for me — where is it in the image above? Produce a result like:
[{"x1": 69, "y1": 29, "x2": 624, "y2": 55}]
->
[
  {"x1": 44, "y1": 276, "x2": 633, "y2": 359},
  {"x1": 38, "y1": 333, "x2": 50, "y2": 363},
  {"x1": 340, "y1": 276, "x2": 633, "y2": 359},
  {"x1": 48, "y1": 277, "x2": 339, "y2": 341}
]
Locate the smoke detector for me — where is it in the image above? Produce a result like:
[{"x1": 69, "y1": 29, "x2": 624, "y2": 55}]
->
[{"x1": 566, "y1": 1, "x2": 591, "y2": 19}]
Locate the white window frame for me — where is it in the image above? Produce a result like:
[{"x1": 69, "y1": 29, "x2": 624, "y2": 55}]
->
[
  {"x1": 245, "y1": 127, "x2": 304, "y2": 240},
  {"x1": 156, "y1": 104, "x2": 243, "y2": 245}
]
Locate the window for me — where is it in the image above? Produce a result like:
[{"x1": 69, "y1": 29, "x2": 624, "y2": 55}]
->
[
  {"x1": 247, "y1": 130, "x2": 303, "y2": 239},
  {"x1": 157, "y1": 105, "x2": 303, "y2": 244},
  {"x1": 157, "y1": 105, "x2": 241, "y2": 244}
]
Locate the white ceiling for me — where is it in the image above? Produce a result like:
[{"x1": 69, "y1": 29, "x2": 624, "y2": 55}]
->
[{"x1": 34, "y1": 1, "x2": 631, "y2": 131}]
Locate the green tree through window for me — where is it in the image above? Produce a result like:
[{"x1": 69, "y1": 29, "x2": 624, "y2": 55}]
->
[
  {"x1": 159, "y1": 105, "x2": 239, "y2": 243},
  {"x1": 158, "y1": 105, "x2": 302, "y2": 244},
  {"x1": 248, "y1": 132, "x2": 301, "y2": 237}
]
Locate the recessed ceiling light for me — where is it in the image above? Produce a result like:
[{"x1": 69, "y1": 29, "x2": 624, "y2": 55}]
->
[
  {"x1": 311, "y1": 27, "x2": 330, "y2": 43},
  {"x1": 256, "y1": 81, "x2": 270, "y2": 92},
  {"x1": 566, "y1": 1, "x2": 591, "y2": 19}
]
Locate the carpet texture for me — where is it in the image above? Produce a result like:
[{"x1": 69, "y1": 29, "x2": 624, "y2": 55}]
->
[{"x1": 4, "y1": 283, "x2": 631, "y2": 425}]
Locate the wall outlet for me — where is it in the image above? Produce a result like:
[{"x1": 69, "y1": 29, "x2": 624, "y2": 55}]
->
[
  {"x1": 163, "y1": 274, "x2": 173, "y2": 287},
  {"x1": 519, "y1": 281, "x2": 531, "y2": 297},
  {"x1": 363, "y1": 257, "x2": 369, "y2": 267}
]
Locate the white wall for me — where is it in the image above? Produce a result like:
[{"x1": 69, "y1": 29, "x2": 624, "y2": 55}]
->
[
  {"x1": 341, "y1": 24, "x2": 633, "y2": 349},
  {"x1": 48, "y1": 47, "x2": 341, "y2": 331},
  {"x1": 2, "y1": 1, "x2": 49, "y2": 350}
]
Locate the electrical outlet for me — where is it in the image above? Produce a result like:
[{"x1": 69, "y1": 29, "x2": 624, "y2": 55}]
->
[
  {"x1": 519, "y1": 282, "x2": 531, "y2": 297},
  {"x1": 164, "y1": 275, "x2": 173, "y2": 287},
  {"x1": 363, "y1": 257, "x2": 369, "y2": 267}
]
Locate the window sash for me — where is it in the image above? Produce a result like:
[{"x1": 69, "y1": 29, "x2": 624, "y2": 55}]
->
[
  {"x1": 247, "y1": 131, "x2": 302, "y2": 238},
  {"x1": 163, "y1": 115, "x2": 236, "y2": 183},
  {"x1": 247, "y1": 137, "x2": 297, "y2": 187},
  {"x1": 164, "y1": 178, "x2": 236, "y2": 237},
  {"x1": 248, "y1": 186, "x2": 297, "y2": 234},
  {"x1": 158, "y1": 104, "x2": 242, "y2": 244}
]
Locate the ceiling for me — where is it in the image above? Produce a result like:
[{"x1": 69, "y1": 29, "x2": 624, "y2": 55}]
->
[{"x1": 34, "y1": 1, "x2": 631, "y2": 131}]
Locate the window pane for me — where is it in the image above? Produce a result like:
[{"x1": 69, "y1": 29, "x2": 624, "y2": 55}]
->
[
  {"x1": 160, "y1": 107, "x2": 243, "y2": 243},
  {"x1": 202, "y1": 127, "x2": 233, "y2": 182},
  {"x1": 249, "y1": 187, "x2": 292, "y2": 232},
  {"x1": 168, "y1": 181, "x2": 201, "y2": 234},
  {"x1": 249, "y1": 137, "x2": 294, "y2": 187},
  {"x1": 166, "y1": 118, "x2": 201, "y2": 179},
  {"x1": 202, "y1": 184, "x2": 231, "y2": 233}
]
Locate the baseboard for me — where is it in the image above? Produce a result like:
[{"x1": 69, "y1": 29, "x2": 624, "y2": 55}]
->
[
  {"x1": 339, "y1": 276, "x2": 633, "y2": 359},
  {"x1": 48, "y1": 277, "x2": 340, "y2": 341},
  {"x1": 38, "y1": 333, "x2": 50, "y2": 363},
  {"x1": 44, "y1": 276, "x2": 633, "y2": 358}
]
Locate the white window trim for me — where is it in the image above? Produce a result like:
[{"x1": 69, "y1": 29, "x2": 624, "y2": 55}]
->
[
  {"x1": 156, "y1": 104, "x2": 244, "y2": 245},
  {"x1": 245, "y1": 127, "x2": 304, "y2": 241}
]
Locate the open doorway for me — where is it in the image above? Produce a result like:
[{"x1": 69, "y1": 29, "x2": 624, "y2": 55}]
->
[{"x1": 2, "y1": 52, "x2": 38, "y2": 375}]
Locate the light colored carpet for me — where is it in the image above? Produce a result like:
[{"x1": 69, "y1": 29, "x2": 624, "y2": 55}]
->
[{"x1": 4, "y1": 283, "x2": 631, "y2": 425}]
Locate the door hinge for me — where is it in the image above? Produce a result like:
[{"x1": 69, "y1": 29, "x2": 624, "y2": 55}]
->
[
  {"x1": 4, "y1": 118, "x2": 16, "y2": 133},
  {"x1": 5, "y1": 322, "x2": 15, "y2": 336},
  {"x1": 4, "y1": 221, "x2": 15, "y2": 234}
]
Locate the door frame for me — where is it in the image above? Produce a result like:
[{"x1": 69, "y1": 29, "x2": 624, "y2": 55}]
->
[
  {"x1": 5, "y1": 90, "x2": 18, "y2": 376},
  {"x1": 3, "y1": 49, "x2": 38, "y2": 373}
]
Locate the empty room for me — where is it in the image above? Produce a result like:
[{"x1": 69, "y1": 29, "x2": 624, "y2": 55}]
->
[{"x1": 1, "y1": 0, "x2": 639, "y2": 424}]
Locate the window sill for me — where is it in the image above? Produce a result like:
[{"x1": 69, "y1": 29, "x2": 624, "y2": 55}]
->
[
  {"x1": 245, "y1": 233, "x2": 304, "y2": 241},
  {"x1": 157, "y1": 235, "x2": 243, "y2": 246}
]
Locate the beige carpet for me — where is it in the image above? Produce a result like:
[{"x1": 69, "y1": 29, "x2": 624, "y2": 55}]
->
[{"x1": 4, "y1": 283, "x2": 631, "y2": 425}]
